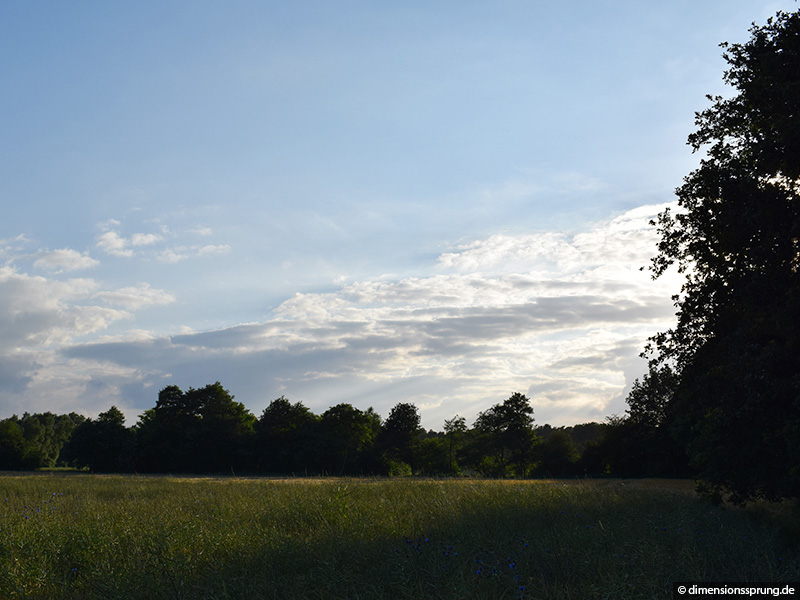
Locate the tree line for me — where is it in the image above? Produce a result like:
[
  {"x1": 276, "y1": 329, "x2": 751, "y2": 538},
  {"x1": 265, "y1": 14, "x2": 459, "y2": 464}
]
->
[
  {"x1": 0, "y1": 386, "x2": 630, "y2": 477},
  {"x1": 0, "y1": 382, "x2": 695, "y2": 479}
]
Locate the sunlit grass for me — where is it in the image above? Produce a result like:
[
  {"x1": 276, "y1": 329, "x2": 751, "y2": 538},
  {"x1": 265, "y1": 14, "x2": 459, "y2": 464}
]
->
[{"x1": 0, "y1": 475, "x2": 797, "y2": 599}]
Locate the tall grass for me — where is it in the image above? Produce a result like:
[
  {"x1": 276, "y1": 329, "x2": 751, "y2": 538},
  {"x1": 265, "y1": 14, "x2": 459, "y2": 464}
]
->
[{"x1": 0, "y1": 475, "x2": 797, "y2": 599}]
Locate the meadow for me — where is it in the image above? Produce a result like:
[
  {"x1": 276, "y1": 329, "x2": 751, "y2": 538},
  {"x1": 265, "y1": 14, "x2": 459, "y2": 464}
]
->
[{"x1": 0, "y1": 475, "x2": 797, "y2": 599}]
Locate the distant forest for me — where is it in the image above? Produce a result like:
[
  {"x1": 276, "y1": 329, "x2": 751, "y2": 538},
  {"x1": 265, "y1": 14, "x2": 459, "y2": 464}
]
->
[{"x1": 1, "y1": 385, "x2": 641, "y2": 479}]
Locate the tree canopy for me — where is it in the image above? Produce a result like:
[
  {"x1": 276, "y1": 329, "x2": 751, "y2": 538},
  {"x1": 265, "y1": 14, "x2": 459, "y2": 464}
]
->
[
  {"x1": 646, "y1": 9, "x2": 800, "y2": 502},
  {"x1": 473, "y1": 392, "x2": 538, "y2": 477}
]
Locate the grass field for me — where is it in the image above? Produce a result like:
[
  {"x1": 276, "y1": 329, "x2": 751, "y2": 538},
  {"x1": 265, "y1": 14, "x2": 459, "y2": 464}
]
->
[{"x1": 0, "y1": 474, "x2": 797, "y2": 599}]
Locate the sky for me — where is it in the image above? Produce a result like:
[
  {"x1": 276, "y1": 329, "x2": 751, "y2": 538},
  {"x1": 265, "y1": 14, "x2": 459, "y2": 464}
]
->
[{"x1": 1, "y1": 0, "x2": 796, "y2": 430}]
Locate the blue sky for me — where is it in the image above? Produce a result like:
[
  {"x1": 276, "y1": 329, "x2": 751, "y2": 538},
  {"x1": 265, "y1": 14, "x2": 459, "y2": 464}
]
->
[{"x1": 1, "y1": 1, "x2": 794, "y2": 429}]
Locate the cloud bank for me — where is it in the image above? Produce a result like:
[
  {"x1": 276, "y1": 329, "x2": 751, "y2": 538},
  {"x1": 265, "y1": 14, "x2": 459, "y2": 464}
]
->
[{"x1": 0, "y1": 204, "x2": 681, "y2": 428}]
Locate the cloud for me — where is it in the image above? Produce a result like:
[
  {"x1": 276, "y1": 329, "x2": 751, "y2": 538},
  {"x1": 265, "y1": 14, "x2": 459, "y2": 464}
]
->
[
  {"x1": 95, "y1": 218, "x2": 230, "y2": 263},
  {"x1": 130, "y1": 233, "x2": 163, "y2": 246},
  {"x1": 157, "y1": 244, "x2": 231, "y2": 263},
  {"x1": 46, "y1": 203, "x2": 681, "y2": 427},
  {"x1": 438, "y1": 203, "x2": 673, "y2": 277},
  {"x1": 188, "y1": 227, "x2": 214, "y2": 236},
  {"x1": 0, "y1": 262, "x2": 178, "y2": 419},
  {"x1": 0, "y1": 266, "x2": 123, "y2": 348},
  {"x1": 96, "y1": 230, "x2": 163, "y2": 256},
  {"x1": 93, "y1": 283, "x2": 176, "y2": 310},
  {"x1": 96, "y1": 231, "x2": 134, "y2": 257},
  {"x1": 33, "y1": 248, "x2": 100, "y2": 273},
  {"x1": 1, "y1": 235, "x2": 31, "y2": 262}
]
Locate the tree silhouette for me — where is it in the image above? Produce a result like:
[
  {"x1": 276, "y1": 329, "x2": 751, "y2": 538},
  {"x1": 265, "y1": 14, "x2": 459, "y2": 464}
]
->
[
  {"x1": 256, "y1": 396, "x2": 318, "y2": 473},
  {"x1": 62, "y1": 407, "x2": 134, "y2": 472},
  {"x1": 473, "y1": 393, "x2": 539, "y2": 477},
  {"x1": 647, "y1": 10, "x2": 800, "y2": 502},
  {"x1": 316, "y1": 404, "x2": 381, "y2": 475},
  {"x1": 378, "y1": 402, "x2": 422, "y2": 472}
]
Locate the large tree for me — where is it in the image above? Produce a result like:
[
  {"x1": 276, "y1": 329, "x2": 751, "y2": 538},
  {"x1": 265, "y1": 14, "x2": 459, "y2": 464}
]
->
[
  {"x1": 256, "y1": 396, "x2": 318, "y2": 473},
  {"x1": 378, "y1": 402, "x2": 422, "y2": 471},
  {"x1": 62, "y1": 407, "x2": 135, "y2": 472},
  {"x1": 188, "y1": 382, "x2": 256, "y2": 473},
  {"x1": 316, "y1": 404, "x2": 381, "y2": 475},
  {"x1": 473, "y1": 392, "x2": 539, "y2": 477},
  {"x1": 647, "y1": 10, "x2": 800, "y2": 502},
  {"x1": 135, "y1": 382, "x2": 255, "y2": 473}
]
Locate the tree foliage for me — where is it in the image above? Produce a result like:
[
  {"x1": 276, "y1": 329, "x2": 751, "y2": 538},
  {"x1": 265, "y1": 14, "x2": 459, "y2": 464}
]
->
[
  {"x1": 473, "y1": 393, "x2": 539, "y2": 477},
  {"x1": 378, "y1": 402, "x2": 422, "y2": 471},
  {"x1": 256, "y1": 396, "x2": 318, "y2": 473},
  {"x1": 135, "y1": 382, "x2": 256, "y2": 473},
  {"x1": 317, "y1": 403, "x2": 381, "y2": 475},
  {"x1": 646, "y1": 10, "x2": 800, "y2": 502},
  {"x1": 0, "y1": 412, "x2": 84, "y2": 470},
  {"x1": 62, "y1": 407, "x2": 135, "y2": 472}
]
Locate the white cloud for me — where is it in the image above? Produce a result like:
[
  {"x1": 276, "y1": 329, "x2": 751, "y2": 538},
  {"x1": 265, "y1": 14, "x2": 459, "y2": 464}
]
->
[
  {"x1": 189, "y1": 227, "x2": 214, "y2": 236},
  {"x1": 33, "y1": 248, "x2": 100, "y2": 273},
  {"x1": 0, "y1": 266, "x2": 126, "y2": 348},
  {"x1": 93, "y1": 283, "x2": 176, "y2": 310},
  {"x1": 49, "y1": 203, "x2": 682, "y2": 428},
  {"x1": 96, "y1": 218, "x2": 230, "y2": 264},
  {"x1": 197, "y1": 244, "x2": 231, "y2": 256},
  {"x1": 130, "y1": 233, "x2": 163, "y2": 246},
  {"x1": 157, "y1": 244, "x2": 231, "y2": 263},
  {"x1": 0, "y1": 262, "x2": 178, "y2": 420},
  {"x1": 96, "y1": 231, "x2": 134, "y2": 257},
  {"x1": 0, "y1": 235, "x2": 30, "y2": 262}
]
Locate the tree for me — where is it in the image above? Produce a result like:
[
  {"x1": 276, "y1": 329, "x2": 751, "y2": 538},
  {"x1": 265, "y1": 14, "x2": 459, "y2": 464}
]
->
[
  {"x1": 135, "y1": 385, "x2": 202, "y2": 472},
  {"x1": 647, "y1": 10, "x2": 800, "y2": 502},
  {"x1": 188, "y1": 382, "x2": 256, "y2": 473},
  {"x1": 0, "y1": 418, "x2": 26, "y2": 469},
  {"x1": 625, "y1": 365, "x2": 677, "y2": 429},
  {"x1": 622, "y1": 365, "x2": 689, "y2": 477},
  {"x1": 256, "y1": 396, "x2": 318, "y2": 473},
  {"x1": 135, "y1": 382, "x2": 255, "y2": 473},
  {"x1": 0, "y1": 412, "x2": 86, "y2": 470},
  {"x1": 378, "y1": 402, "x2": 422, "y2": 472},
  {"x1": 473, "y1": 393, "x2": 539, "y2": 477},
  {"x1": 443, "y1": 415, "x2": 467, "y2": 473},
  {"x1": 62, "y1": 407, "x2": 135, "y2": 472},
  {"x1": 536, "y1": 430, "x2": 579, "y2": 477},
  {"x1": 316, "y1": 404, "x2": 381, "y2": 475},
  {"x1": 415, "y1": 434, "x2": 450, "y2": 475}
]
